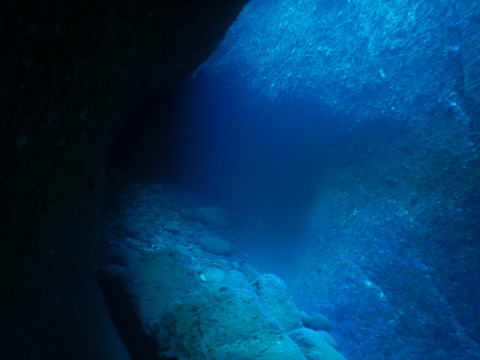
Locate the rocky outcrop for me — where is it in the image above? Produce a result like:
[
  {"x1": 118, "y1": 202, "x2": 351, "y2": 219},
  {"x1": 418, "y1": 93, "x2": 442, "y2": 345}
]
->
[
  {"x1": 99, "y1": 246, "x2": 344, "y2": 360},
  {"x1": 97, "y1": 181, "x2": 347, "y2": 360},
  {"x1": 0, "y1": 1, "x2": 247, "y2": 358}
]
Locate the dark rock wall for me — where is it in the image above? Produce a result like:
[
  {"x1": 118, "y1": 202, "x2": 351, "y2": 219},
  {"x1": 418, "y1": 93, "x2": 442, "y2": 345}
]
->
[{"x1": 0, "y1": 1, "x2": 247, "y2": 358}]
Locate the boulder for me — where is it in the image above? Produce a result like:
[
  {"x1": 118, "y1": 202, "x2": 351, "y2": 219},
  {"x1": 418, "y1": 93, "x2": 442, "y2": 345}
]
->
[
  {"x1": 159, "y1": 286, "x2": 307, "y2": 360},
  {"x1": 301, "y1": 311, "x2": 331, "y2": 332},
  {"x1": 195, "y1": 206, "x2": 231, "y2": 228},
  {"x1": 289, "y1": 327, "x2": 347, "y2": 360},
  {"x1": 316, "y1": 330, "x2": 339, "y2": 350},
  {"x1": 223, "y1": 269, "x2": 251, "y2": 288},
  {"x1": 120, "y1": 247, "x2": 202, "y2": 333},
  {"x1": 252, "y1": 274, "x2": 303, "y2": 332},
  {"x1": 200, "y1": 267, "x2": 226, "y2": 283},
  {"x1": 163, "y1": 221, "x2": 181, "y2": 232},
  {"x1": 119, "y1": 219, "x2": 142, "y2": 238},
  {"x1": 198, "y1": 235, "x2": 232, "y2": 255},
  {"x1": 240, "y1": 262, "x2": 261, "y2": 282}
]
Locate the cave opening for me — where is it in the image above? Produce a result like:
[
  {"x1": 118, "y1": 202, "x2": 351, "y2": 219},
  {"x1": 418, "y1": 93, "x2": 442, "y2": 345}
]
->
[
  {"x1": 106, "y1": 66, "x2": 403, "y2": 271},
  {"x1": 101, "y1": 1, "x2": 480, "y2": 359},
  {"x1": 2, "y1": 0, "x2": 480, "y2": 359}
]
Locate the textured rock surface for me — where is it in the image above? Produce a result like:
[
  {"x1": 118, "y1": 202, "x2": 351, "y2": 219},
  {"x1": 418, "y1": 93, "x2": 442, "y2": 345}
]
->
[
  {"x1": 161, "y1": 286, "x2": 307, "y2": 360},
  {"x1": 206, "y1": 1, "x2": 480, "y2": 132},
  {"x1": 98, "y1": 182, "x2": 349, "y2": 359},
  {"x1": 290, "y1": 328, "x2": 347, "y2": 360},
  {"x1": 252, "y1": 274, "x2": 303, "y2": 332},
  {"x1": 121, "y1": 248, "x2": 203, "y2": 331},
  {"x1": 0, "y1": 1, "x2": 247, "y2": 358}
]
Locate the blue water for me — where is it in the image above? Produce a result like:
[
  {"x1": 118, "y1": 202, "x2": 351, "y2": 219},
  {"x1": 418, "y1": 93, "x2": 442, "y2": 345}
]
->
[{"x1": 111, "y1": 0, "x2": 480, "y2": 358}]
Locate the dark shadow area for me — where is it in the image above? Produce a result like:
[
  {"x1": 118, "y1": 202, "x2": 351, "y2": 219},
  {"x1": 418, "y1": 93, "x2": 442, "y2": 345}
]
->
[{"x1": 97, "y1": 265, "x2": 158, "y2": 360}]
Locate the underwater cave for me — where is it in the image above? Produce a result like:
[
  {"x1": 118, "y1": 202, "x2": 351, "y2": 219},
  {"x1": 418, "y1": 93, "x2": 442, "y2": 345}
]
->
[{"x1": 2, "y1": 1, "x2": 480, "y2": 359}]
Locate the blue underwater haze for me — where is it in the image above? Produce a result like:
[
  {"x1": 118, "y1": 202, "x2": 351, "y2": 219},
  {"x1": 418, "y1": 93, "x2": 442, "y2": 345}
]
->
[{"x1": 110, "y1": 0, "x2": 480, "y2": 359}]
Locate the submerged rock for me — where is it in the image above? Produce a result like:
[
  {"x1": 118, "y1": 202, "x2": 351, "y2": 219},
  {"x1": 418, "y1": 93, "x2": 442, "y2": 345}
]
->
[
  {"x1": 119, "y1": 218, "x2": 142, "y2": 238},
  {"x1": 316, "y1": 330, "x2": 339, "y2": 350},
  {"x1": 98, "y1": 243, "x2": 345, "y2": 360},
  {"x1": 289, "y1": 327, "x2": 347, "y2": 360},
  {"x1": 120, "y1": 247, "x2": 202, "y2": 331},
  {"x1": 195, "y1": 206, "x2": 231, "y2": 228},
  {"x1": 198, "y1": 235, "x2": 232, "y2": 255},
  {"x1": 159, "y1": 286, "x2": 307, "y2": 360},
  {"x1": 240, "y1": 262, "x2": 262, "y2": 282},
  {"x1": 200, "y1": 267, "x2": 226, "y2": 282},
  {"x1": 163, "y1": 220, "x2": 181, "y2": 232},
  {"x1": 223, "y1": 269, "x2": 251, "y2": 288},
  {"x1": 99, "y1": 183, "x2": 349, "y2": 360},
  {"x1": 252, "y1": 274, "x2": 303, "y2": 332},
  {"x1": 301, "y1": 311, "x2": 331, "y2": 332}
]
